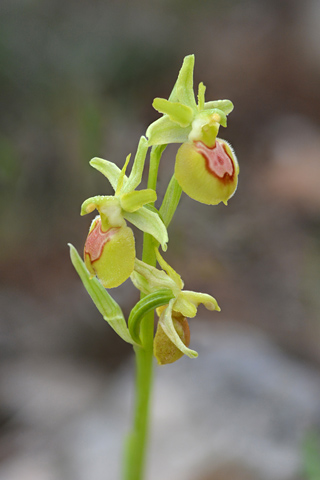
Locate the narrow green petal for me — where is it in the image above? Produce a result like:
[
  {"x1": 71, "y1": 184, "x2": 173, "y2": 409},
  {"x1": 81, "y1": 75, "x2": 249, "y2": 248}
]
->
[
  {"x1": 131, "y1": 259, "x2": 178, "y2": 295},
  {"x1": 181, "y1": 291, "x2": 221, "y2": 311},
  {"x1": 169, "y1": 55, "x2": 197, "y2": 109},
  {"x1": 123, "y1": 206, "x2": 168, "y2": 251},
  {"x1": 204, "y1": 99, "x2": 234, "y2": 115},
  {"x1": 90, "y1": 158, "x2": 125, "y2": 191},
  {"x1": 120, "y1": 189, "x2": 157, "y2": 213},
  {"x1": 197, "y1": 82, "x2": 206, "y2": 111},
  {"x1": 121, "y1": 136, "x2": 149, "y2": 194},
  {"x1": 152, "y1": 98, "x2": 194, "y2": 127},
  {"x1": 69, "y1": 244, "x2": 135, "y2": 345},
  {"x1": 146, "y1": 115, "x2": 190, "y2": 146},
  {"x1": 160, "y1": 299, "x2": 198, "y2": 358},
  {"x1": 116, "y1": 154, "x2": 131, "y2": 195},
  {"x1": 128, "y1": 289, "x2": 175, "y2": 345}
]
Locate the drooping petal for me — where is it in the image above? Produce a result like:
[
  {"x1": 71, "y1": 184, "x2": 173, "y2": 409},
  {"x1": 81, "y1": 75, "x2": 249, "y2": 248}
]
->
[
  {"x1": 159, "y1": 299, "x2": 198, "y2": 358},
  {"x1": 123, "y1": 206, "x2": 168, "y2": 251},
  {"x1": 175, "y1": 139, "x2": 239, "y2": 205},
  {"x1": 69, "y1": 244, "x2": 135, "y2": 345},
  {"x1": 84, "y1": 217, "x2": 135, "y2": 288},
  {"x1": 120, "y1": 189, "x2": 157, "y2": 213}
]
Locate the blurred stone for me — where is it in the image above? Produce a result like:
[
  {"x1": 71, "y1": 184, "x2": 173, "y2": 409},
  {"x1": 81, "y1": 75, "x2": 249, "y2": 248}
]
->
[{"x1": 258, "y1": 115, "x2": 320, "y2": 212}]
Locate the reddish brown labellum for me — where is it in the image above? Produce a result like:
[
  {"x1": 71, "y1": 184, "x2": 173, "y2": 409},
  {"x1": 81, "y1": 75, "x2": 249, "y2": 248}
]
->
[{"x1": 195, "y1": 140, "x2": 234, "y2": 181}]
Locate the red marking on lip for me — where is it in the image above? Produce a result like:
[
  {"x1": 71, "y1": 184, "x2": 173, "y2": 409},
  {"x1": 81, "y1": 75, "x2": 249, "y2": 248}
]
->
[
  {"x1": 195, "y1": 141, "x2": 234, "y2": 181},
  {"x1": 84, "y1": 219, "x2": 119, "y2": 262}
]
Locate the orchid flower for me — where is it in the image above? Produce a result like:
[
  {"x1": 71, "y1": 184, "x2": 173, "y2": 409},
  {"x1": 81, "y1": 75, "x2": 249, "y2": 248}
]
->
[
  {"x1": 147, "y1": 55, "x2": 239, "y2": 205},
  {"x1": 130, "y1": 249, "x2": 220, "y2": 364},
  {"x1": 82, "y1": 136, "x2": 168, "y2": 288}
]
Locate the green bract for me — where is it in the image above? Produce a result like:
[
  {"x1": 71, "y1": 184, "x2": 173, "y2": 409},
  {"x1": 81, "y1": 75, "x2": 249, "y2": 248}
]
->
[
  {"x1": 69, "y1": 244, "x2": 136, "y2": 345},
  {"x1": 82, "y1": 136, "x2": 168, "y2": 288}
]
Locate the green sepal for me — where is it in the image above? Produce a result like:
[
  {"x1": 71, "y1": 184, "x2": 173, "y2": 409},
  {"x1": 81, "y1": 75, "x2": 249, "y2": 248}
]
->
[
  {"x1": 120, "y1": 189, "x2": 157, "y2": 213},
  {"x1": 152, "y1": 98, "x2": 194, "y2": 127},
  {"x1": 123, "y1": 206, "x2": 168, "y2": 251},
  {"x1": 131, "y1": 259, "x2": 178, "y2": 296},
  {"x1": 69, "y1": 243, "x2": 136, "y2": 345},
  {"x1": 128, "y1": 289, "x2": 175, "y2": 345},
  {"x1": 159, "y1": 299, "x2": 198, "y2": 358},
  {"x1": 169, "y1": 54, "x2": 197, "y2": 109},
  {"x1": 204, "y1": 99, "x2": 234, "y2": 115},
  {"x1": 89, "y1": 157, "x2": 125, "y2": 191},
  {"x1": 146, "y1": 115, "x2": 190, "y2": 146}
]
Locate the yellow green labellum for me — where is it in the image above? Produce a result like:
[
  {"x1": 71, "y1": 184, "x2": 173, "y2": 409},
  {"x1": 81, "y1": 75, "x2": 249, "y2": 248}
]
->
[
  {"x1": 84, "y1": 217, "x2": 135, "y2": 288},
  {"x1": 174, "y1": 138, "x2": 239, "y2": 205}
]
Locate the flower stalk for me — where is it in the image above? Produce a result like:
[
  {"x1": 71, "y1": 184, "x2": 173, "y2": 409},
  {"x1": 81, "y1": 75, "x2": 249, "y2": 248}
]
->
[{"x1": 69, "y1": 54, "x2": 239, "y2": 480}]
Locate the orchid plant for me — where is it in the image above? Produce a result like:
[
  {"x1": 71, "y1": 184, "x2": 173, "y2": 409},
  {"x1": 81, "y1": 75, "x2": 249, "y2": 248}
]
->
[{"x1": 69, "y1": 54, "x2": 239, "y2": 480}]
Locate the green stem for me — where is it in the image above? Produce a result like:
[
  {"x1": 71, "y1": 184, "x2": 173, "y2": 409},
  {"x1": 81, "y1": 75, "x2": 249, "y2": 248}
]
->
[{"x1": 123, "y1": 145, "x2": 166, "y2": 480}]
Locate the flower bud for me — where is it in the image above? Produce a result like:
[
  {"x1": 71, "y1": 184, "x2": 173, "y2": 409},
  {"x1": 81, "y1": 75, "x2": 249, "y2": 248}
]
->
[
  {"x1": 175, "y1": 138, "x2": 239, "y2": 205},
  {"x1": 84, "y1": 216, "x2": 135, "y2": 289},
  {"x1": 154, "y1": 313, "x2": 190, "y2": 365}
]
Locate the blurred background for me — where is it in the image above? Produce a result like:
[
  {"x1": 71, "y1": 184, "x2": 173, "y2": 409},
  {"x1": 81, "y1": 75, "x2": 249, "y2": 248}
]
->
[{"x1": 1, "y1": 0, "x2": 320, "y2": 479}]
